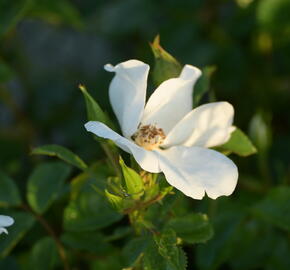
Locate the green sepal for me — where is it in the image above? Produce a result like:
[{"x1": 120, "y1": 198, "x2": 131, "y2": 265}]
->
[
  {"x1": 79, "y1": 84, "x2": 113, "y2": 127},
  {"x1": 105, "y1": 189, "x2": 124, "y2": 211},
  {"x1": 79, "y1": 85, "x2": 120, "y2": 173},
  {"x1": 119, "y1": 157, "x2": 144, "y2": 200},
  {"x1": 193, "y1": 66, "x2": 216, "y2": 106},
  {"x1": 150, "y1": 35, "x2": 182, "y2": 86}
]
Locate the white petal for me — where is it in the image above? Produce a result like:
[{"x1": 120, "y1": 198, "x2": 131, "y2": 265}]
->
[
  {"x1": 105, "y1": 59, "x2": 149, "y2": 138},
  {"x1": 85, "y1": 121, "x2": 161, "y2": 173},
  {"x1": 141, "y1": 65, "x2": 201, "y2": 134},
  {"x1": 158, "y1": 146, "x2": 238, "y2": 200},
  {"x1": 0, "y1": 215, "x2": 14, "y2": 227},
  {"x1": 163, "y1": 102, "x2": 235, "y2": 148},
  {"x1": 0, "y1": 227, "x2": 8, "y2": 234}
]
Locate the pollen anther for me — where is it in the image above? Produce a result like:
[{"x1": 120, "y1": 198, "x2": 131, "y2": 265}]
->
[{"x1": 132, "y1": 124, "x2": 166, "y2": 150}]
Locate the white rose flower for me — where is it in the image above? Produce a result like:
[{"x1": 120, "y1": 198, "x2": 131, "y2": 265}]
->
[
  {"x1": 0, "y1": 215, "x2": 14, "y2": 235},
  {"x1": 85, "y1": 60, "x2": 238, "y2": 200}
]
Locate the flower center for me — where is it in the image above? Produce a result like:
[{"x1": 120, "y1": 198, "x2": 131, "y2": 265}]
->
[{"x1": 132, "y1": 124, "x2": 166, "y2": 150}]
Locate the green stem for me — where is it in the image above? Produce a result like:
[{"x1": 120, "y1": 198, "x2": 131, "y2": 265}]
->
[
  {"x1": 21, "y1": 204, "x2": 70, "y2": 270},
  {"x1": 123, "y1": 193, "x2": 164, "y2": 215}
]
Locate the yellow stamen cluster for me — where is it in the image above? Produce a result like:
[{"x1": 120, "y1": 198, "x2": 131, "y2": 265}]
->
[{"x1": 132, "y1": 124, "x2": 166, "y2": 150}]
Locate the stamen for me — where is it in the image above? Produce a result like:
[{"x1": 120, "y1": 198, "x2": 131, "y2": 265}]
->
[{"x1": 132, "y1": 124, "x2": 166, "y2": 150}]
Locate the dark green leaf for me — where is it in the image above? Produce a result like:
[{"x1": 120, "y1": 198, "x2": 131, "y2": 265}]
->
[
  {"x1": 196, "y1": 204, "x2": 245, "y2": 270},
  {"x1": 215, "y1": 127, "x2": 257, "y2": 157},
  {"x1": 27, "y1": 162, "x2": 71, "y2": 214},
  {"x1": 154, "y1": 229, "x2": 186, "y2": 270},
  {"x1": 31, "y1": 144, "x2": 87, "y2": 170},
  {"x1": 122, "y1": 236, "x2": 149, "y2": 266},
  {"x1": 165, "y1": 213, "x2": 214, "y2": 244},
  {"x1": 104, "y1": 226, "x2": 132, "y2": 242},
  {"x1": 0, "y1": 0, "x2": 32, "y2": 38},
  {"x1": 0, "y1": 212, "x2": 35, "y2": 258},
  {"x1": 91, "y1": 251, "x2": 123, "y2": 270},
  {"x1": 252, "y1": 186, "x2": 290, "y2": 231},
  {"x1": 228, "y1": 221, "x2": 282, "y2": 270},
  {"x1": 143, "y1": 231, "x2": 187, "y2": 270},
  {"x1": 143, "y1": 238, "x2": 167, "y2": 270},
  {"x1": 63, "y1": 172, "x2": 122, "y2": 231},
  {"x1": 27, "y1": 0, "x2": 83, "y2": 29},
  {"x1": 0, "y1": 172, "x2": 21, "y2": 207},
  {"x1": 264, "y1": 233, "x2": 290, "y2": 270},
  {"x1": 30, "y1": 237, "x2": 58, "y2": 270},
  {"x1": 61, "y1": 231, "x2": 112, "y2": 254},
  {"x1": 150, "y1": 35, "x2": 182, "y2": 86},
  {"x1": 257, "y1": 0, "x2": 290, "y2": 44},
  {"x1": 0, "y1": 257, "x2": 20, "y2": 270},
  {"x1": 0, "y1": 61, "x2": 14, "y2": 83}
]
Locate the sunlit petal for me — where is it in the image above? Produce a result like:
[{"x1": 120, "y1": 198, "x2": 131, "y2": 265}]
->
[
  {"x1": 163, "y1": 102, "x2": 235, "y2": 148},
  {"x1": 85, "y1": 121, "x2": 161, "y2": 173},
  {"x1": 141, "y1": 65, "x2": 201, "y2": 133},
  {"x1": 158, "y1": 146, "x2": 238, "y2": 199},
  {"x1": 105, "y1": 60, "x2": 149, "y2": 138}
]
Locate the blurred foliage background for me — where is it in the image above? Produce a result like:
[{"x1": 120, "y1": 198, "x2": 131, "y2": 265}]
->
[{"x1": 0, "y1": 0, "x2": 290, "y2": 269}]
